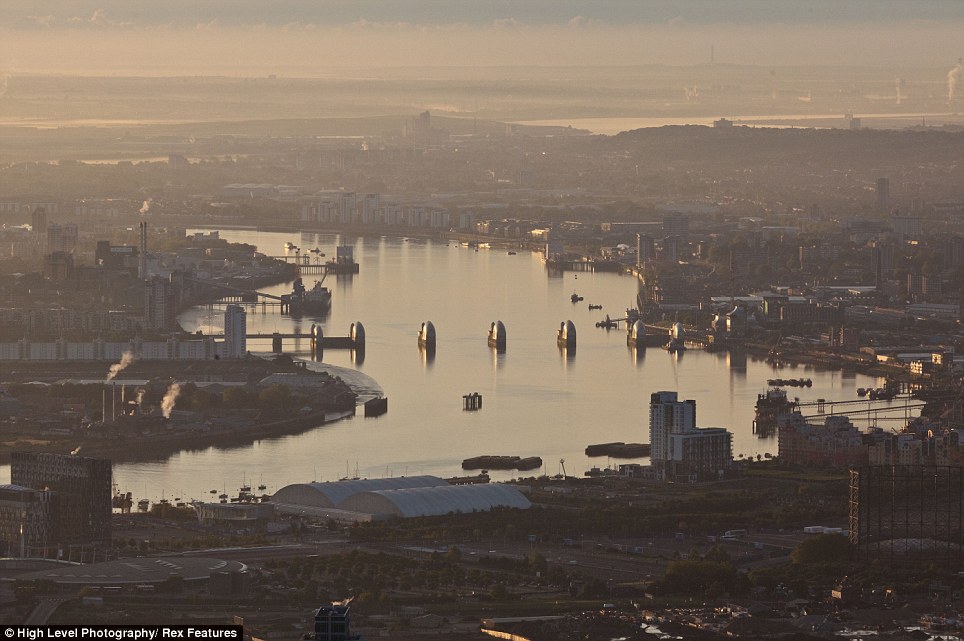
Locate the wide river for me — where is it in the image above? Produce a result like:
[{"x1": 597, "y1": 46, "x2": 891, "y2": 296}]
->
[{"x1": 7, "y1": 231, "x2": 886, "y2": 502}]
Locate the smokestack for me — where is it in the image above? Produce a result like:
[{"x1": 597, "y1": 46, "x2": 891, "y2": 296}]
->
[
  {"x1": 139, "y1": 221, "x2": 148, "y2": 280},
  {"x1": 112, "y1": 382, "x2": 116, "y2": 424},
  {"x1": 102, "y1": 388, "x2": 106, "y2": 424}
]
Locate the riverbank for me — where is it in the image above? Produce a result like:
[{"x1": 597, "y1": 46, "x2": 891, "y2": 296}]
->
[
  {"x1": 0, "y1": 359, "x2": 382, "y2": 466},
  {"x1": 0, "y1": 408, "x2": 353, "y2": 465}
]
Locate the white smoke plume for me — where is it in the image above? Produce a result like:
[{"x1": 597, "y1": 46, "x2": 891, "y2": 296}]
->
[
  {"x1": 161, "y1": 383, "x2": 181, "y2": 419},
  {"x1": 949, "y1": 59, "x2": 962, "y2": 102},
  {"x1": 139, "y1": 199, "x2": 152, "y2": 215},
  {"x1": 107, "y1": 351, "x2": 136, "y2": 381}
]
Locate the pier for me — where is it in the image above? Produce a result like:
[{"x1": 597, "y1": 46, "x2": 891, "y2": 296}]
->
[{"x1": 265, "y1": 255, "x2": 359, "y2": 275}]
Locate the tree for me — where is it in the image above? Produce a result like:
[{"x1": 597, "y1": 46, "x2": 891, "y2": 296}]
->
[
  {"x1": 223, "y1": 386, "x2": 255, "y2": 408},
  {"x1": 258, "y1": 384, "x2": 292, "y2": 409},
  {"x1": 791, "y1": 533, "x2": 851, "y2": 566},
  {"x1": 489, "y1": 583, "x2": 509, "y2": 601}
]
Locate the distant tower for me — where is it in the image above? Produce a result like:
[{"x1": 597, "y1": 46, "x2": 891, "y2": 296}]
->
[
  {"x1": 224, "y1": 305, "x2": 247, "y2": 358},
  {"x1": 138, "y1": 221, "x2": 148, "y2": 279},
  {"x1": 875, "y1": 178, "x2": 890, "y2": 212},
  {"x1": 636, "y1": 234, "x2": 655, "y2": 266},
  {"x1": 31, "y1": 207, "x2": 48, "y2": 236},
  {"x1": 144, "y1": 276, "x2": 176, "y2": 331}
]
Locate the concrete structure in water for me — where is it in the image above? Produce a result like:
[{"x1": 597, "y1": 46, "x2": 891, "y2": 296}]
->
[
  {"x1": 557, "y1": 320, "x2": 576, "y2": 349},
  {"x1": 418, "y1": 321, "x2": 436, "y2": 351},
  {"x1": 488, "y1": 320, "x2": 506, "y2": 352}
]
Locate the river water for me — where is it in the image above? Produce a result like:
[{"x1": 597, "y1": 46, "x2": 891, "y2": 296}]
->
[{"x1": 5, "y1": 230, "x2": 885, "y2": 502}]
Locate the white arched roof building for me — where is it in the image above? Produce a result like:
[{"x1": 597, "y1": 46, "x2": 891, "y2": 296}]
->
[
  {"x1": 341, "y1": 484, "x2": 531, "y2": 518},
  {"x1": 271, "y1": 477, "x2": 530, "y2": 521},
  {"x1": 272, "y1": 476, "x2": 447, "y2": 509}
]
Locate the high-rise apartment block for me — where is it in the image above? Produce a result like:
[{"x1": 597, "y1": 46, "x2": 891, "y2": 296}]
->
[
  {"x1": 224, "y1": 305, "x2": 247, "y2": 358},
  {"x1": 649, "y1": 392, "x2": 732, "y2": 483}
]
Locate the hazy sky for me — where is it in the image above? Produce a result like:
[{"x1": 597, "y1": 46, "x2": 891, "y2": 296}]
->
[{"x1": 1, "y1": 1, "x2": 962, "y2": 74}]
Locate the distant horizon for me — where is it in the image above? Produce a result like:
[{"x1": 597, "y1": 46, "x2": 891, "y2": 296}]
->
[{"x1": 3, "y1": 60, "x2": 963, "y2": 78}]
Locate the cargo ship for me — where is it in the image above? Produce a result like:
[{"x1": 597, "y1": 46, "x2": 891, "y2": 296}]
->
[{"x1": 285, "y1": 277, "x2": 331, "y2": 315}]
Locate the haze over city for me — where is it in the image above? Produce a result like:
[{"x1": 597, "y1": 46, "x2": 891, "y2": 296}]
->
[{"x1": 0, "y1": 1, "x2": 963, "y2": 639}]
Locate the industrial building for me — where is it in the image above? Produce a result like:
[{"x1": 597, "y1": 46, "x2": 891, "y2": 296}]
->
[
  {"x1": 195, "y1": 501, "x2": 274, "y2": 532},
  {"x1": 850, "y1": 465, "x2": 963, "y2": 565},
  {"x1": 272, "y1": 476, "x2": 531, "y2": 522}
]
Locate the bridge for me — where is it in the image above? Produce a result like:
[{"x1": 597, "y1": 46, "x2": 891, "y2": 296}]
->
[{"x1": 207, "y1": 324, "x2": 365, "y2": 353}]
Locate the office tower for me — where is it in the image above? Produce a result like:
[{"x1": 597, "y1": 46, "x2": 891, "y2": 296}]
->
[
  {"x1": 876, "y1": 177, "x2": 891, "y2": 211},
  {"x1": 31, "y1": 207, "x2": 48, "y2": 236}
]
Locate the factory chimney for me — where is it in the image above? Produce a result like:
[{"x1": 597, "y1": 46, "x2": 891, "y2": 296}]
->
[{"x1": 138, "y1": 221, "x2": 148, "y2": 280}]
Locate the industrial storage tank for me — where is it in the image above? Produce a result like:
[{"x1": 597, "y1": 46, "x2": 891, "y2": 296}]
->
[{"x1": 671, "y1": 322, "x2": 685, "y2": 341}]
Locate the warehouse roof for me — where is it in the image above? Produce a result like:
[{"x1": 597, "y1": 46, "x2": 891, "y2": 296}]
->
[
  {"x1": 340, "y1": 483, "x2": 531, "y2": 518},
  {"x1": 271, "y1": 476, "x2": 448, "y2": 509}
]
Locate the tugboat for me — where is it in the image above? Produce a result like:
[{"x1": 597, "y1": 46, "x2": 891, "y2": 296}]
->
[{"x1": 571, "y1": 293, "x2": 584, "y2": 303}]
